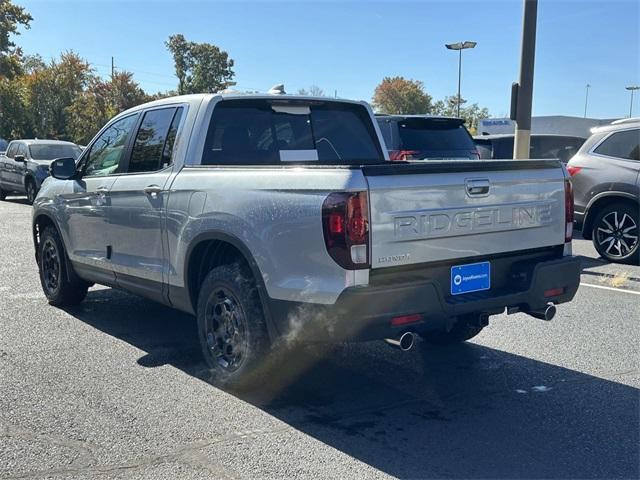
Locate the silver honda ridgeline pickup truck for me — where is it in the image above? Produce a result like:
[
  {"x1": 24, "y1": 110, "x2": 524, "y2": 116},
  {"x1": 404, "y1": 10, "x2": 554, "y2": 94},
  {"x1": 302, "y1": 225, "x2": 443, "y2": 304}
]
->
[{"x1": 32, "y1": 93, "x2": 580, "y2": 387}]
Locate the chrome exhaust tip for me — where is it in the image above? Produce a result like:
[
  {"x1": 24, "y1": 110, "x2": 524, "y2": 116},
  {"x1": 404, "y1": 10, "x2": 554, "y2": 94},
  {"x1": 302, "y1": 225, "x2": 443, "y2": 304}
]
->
[
  {"x1": 385, "y1": 332, "x2": 416, "y2": 351},
  {"x1": 527, "y1": 303, "x2": 557, "y2": 321}
]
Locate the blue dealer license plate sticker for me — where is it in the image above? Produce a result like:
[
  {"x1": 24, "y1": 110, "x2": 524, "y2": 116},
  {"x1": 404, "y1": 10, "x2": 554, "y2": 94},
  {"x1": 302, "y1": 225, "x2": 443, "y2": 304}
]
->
[{"x1": 451, "y1": 262, "x2": 491, "y2": 295}]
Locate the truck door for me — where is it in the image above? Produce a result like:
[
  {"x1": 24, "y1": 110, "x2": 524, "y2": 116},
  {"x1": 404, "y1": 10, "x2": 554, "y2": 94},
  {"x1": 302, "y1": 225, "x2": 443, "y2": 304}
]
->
[
  {"x1": 62, "y1": 113, "x2": 140, "y2": 284},
  {"x1": 107, "y1": 106, "x2": 184, "y2": 302}
]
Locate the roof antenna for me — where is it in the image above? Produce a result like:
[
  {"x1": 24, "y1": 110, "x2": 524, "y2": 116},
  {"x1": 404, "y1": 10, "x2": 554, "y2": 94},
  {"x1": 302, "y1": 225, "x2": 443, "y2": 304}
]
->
[{"x1": 268, "y1": 84, "x2": 286, "y2": 95}]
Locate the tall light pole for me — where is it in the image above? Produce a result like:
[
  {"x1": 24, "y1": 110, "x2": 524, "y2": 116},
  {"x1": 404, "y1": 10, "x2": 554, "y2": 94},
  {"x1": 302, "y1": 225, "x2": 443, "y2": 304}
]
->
[
  {"x1": 445, "y1": 41, "x2": 477, "y2": 117},
  {"x1": 584, "y1": 83, "x2": 590, "y2": 118},
  {"x1": 625, "y1": 85, "x2": 640, "y2": 117}
]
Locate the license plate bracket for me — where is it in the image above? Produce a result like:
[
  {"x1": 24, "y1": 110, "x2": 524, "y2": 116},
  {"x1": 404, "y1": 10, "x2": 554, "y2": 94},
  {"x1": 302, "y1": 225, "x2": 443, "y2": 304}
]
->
[{"x1": 451, "y1": 261, "x2": 491, "y2": 295}]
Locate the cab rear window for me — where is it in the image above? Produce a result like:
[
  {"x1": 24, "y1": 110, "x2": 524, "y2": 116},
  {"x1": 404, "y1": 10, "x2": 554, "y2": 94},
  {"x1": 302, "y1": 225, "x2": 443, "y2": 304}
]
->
[{"x1": 201, "y1": 99, "x2": 384, "y2": 165}]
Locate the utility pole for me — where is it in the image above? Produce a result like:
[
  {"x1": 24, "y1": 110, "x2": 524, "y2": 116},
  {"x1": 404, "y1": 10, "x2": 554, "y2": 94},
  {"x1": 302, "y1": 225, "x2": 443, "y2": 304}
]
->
[
  {"x1": 584, "y1": 84, "x2": 590, "y2": 118},
  {"x1": 111, "y1": 56, "x2": 115, "y2": 80},
  {"x1": 626, "y1": 86, "x2": 640, "y2": 117},
  {"x1": 513, "y1": 0, "x2": 538, "y2": 159}
]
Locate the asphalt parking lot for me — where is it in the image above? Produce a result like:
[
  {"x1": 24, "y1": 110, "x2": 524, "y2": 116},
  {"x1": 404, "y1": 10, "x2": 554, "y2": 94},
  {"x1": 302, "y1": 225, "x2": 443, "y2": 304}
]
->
[{"x1": 0, "y1": 196, "x2": 638, "y2": 480}]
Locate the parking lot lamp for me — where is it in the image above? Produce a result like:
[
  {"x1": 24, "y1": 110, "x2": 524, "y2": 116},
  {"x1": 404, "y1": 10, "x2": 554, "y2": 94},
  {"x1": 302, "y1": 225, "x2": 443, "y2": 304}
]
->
[
  {"x1": 445, "y1": 41, "x2": 477, "y2": 117},
  {"x1": 584, "y1": 84, "x2": 590, "y2": 118},
  {"x1": 625, "y1": 86, "x2": 640, "y2": 117}
]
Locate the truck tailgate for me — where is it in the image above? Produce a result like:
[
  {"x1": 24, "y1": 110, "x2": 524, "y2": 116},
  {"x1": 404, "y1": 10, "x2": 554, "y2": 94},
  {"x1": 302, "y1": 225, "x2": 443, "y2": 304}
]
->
[{"x1": 364, "y1": 160, "x2": 567, "y2": 269}]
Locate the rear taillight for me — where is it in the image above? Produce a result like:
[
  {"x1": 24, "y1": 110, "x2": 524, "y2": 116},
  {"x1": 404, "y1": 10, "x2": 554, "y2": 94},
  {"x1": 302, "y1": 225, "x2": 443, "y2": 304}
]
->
[
  {"x1": 322, "y1": 192, "x2": 370, "y2": 269},
  {"x1": 389, "y1": 150, "x2": 419, "y2": 161},
  {"x1": 567, "y1": 165, "x2": 582, "y2": 176},
  {"x1": 564, "y1": 178, "x2": 574, "y2": 242}
]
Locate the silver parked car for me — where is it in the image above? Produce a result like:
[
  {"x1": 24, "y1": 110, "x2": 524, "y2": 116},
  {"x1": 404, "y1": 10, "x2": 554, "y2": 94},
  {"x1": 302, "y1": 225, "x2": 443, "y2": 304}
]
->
[{"x1": 567, "y1": 120, "x2": 639, "y2": 264}]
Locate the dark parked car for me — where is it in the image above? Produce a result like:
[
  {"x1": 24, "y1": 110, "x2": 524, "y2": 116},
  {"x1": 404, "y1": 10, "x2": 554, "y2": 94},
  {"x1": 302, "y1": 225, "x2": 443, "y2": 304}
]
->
[
  {"x1": 474, "y1": 134, "x2": 586, "y2": 162},
  {"x1": 0, "y1": 139, "x2": 82, "y2": 204},
  {"x1": 567, "y1": 121, "x2": 639, "y2": 264},
  {"x1": 376, "y1": 115, "x2": 479, "y2": 160}
]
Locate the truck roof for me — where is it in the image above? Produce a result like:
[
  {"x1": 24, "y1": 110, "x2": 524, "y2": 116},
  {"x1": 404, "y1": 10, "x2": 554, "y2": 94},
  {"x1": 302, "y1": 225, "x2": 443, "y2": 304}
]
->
[{"x1": 116, "y1": 92, "x2": 369, "y2": 121}]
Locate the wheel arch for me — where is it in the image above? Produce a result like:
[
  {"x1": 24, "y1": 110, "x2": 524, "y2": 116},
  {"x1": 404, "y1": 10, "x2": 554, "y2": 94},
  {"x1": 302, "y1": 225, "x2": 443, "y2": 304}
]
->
[
  {"x1": 582, "y1": 192, "x2": 638, "y2": 240},
  {"x1": 32, "y1": 212, "x2": 58, "y2": 259},
  {"x1": 182, "y1": 231, "x2": 278, "y2": 340},
  {"x1": 32, "y1": 211, "x2": 84, "y2": 285}
]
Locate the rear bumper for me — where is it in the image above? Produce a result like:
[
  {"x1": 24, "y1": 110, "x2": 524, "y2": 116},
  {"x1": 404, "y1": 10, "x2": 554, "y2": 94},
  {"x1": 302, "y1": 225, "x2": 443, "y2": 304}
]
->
[{"x1": 268, "y1": 254, "x2": 581, "y2": 342}]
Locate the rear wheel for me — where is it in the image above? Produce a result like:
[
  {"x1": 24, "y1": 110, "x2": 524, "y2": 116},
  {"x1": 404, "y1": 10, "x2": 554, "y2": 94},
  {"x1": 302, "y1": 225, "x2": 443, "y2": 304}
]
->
[
  {"x1": 38, "y1": 226, "x2": 88, "y2": 306},
  {"x1": 197, "y1": 262, "x2": 270, "y2": 389},
  {"x1": 26, "y1": 178, "x2": 37, "y2": 204},
  {"x1": 591, "y1": 202, "x2": 639, "y2": 265},
  {"x1": 421, "y1": 315, "x2": 485, "y2": 345}
]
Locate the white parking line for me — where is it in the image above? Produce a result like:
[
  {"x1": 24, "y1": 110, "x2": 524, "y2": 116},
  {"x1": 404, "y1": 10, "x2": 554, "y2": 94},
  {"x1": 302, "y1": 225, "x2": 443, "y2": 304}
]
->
[{"x1": 580, "y1": 282, "x2": 640, "y2": 296}]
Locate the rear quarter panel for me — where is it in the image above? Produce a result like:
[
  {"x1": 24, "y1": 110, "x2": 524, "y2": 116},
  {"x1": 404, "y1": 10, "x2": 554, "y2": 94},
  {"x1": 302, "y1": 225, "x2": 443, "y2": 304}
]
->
[{"x1": 166, "y1": 166, "x2": 368, "y2": 305}]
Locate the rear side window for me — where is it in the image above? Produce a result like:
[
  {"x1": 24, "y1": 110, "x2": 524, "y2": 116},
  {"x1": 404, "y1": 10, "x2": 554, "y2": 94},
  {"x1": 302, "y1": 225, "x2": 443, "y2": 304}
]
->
[
  {"x1": 128, "y1": 107, "x2": 183, "y2": 173},
  {"x1": 398, "y1": 118, "x2": 475, "y2": 154},
  {"x1": 201, "y1": 99, "x2": 383, "y2": 165},
  {"x1": 594, "y1": 129, "x2": 640, "y2": 161}
]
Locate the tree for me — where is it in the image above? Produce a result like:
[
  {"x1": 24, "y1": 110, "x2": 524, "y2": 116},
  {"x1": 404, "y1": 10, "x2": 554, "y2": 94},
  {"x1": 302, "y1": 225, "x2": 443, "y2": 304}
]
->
[
  {"x1": 0, "y1": 0, "x2": 32, "y2": 79},
  {"x1": 297, "y1": 85, "x2": 324, "y2": 96},
  {"x1": 372, "y1": 76, "x2": 432, "y2": 115},
  {"x1": 110, "y1": 71, "x2": 151, "y2": 112},
  {"x1": 23, "y1": 51, "x2": 92, "y2": 139},
  {"x1": 165, "y1": 34, "x2": 235, "y2": 94},
  {"x1": 65, "y1": 71, "x2": 151, "y2": 145},
  {"x1": 432, "y1": 95, "x2": 490, "y2": 134},
  {"x1": 0, "y1": 76, "x2": 29, "y2": 138}
]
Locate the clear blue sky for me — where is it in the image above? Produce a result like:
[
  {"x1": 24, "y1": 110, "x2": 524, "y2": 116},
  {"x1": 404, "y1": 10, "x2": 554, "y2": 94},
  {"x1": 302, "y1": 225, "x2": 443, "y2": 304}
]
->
[{"x1": 15, "y1": 0, "x2": 640, "y2": 119}]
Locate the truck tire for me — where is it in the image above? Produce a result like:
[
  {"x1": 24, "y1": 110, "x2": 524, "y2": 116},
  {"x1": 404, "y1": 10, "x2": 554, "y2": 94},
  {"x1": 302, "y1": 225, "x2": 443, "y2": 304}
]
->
[
  {"x1": 26, "y1": 178, "x2": 37, "y2": 205},
  {"x1": 38, "y1": 226, "x2": 88, "y2": 306},
  {"x1": 197, "y1": 262, "x2": 270, "y2": 389},
  {"x1": 591, "y1": 202, "x2": 639, "y2": 265},
  {"x1": 421, "y1": 315, "x2": 485, "y2": 345}
]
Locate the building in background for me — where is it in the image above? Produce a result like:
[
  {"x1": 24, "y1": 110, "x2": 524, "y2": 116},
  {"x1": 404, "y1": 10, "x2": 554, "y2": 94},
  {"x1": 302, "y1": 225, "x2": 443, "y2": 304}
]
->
[{"x1": 478, "y1": 116, "x2": 619, "y2": 138}]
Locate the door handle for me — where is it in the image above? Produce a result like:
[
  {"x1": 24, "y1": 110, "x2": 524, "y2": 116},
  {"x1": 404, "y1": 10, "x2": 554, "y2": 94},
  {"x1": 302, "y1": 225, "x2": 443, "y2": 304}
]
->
[
  {"x1": 144, "y1": 185, "x2": 163, "y2": 196},
  {"x1": 465, "y1": 179, "x2": 490, "y2": 197}
]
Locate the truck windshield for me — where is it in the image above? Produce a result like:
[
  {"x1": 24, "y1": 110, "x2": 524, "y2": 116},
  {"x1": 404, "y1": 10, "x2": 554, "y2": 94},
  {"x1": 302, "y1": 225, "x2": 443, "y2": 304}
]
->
[
  {"x1": 202, "y1": 99, "x2": 384, "y2": 165},
  {"x1": 29, "y1": 144, "x2": 82, "y2": 160}
]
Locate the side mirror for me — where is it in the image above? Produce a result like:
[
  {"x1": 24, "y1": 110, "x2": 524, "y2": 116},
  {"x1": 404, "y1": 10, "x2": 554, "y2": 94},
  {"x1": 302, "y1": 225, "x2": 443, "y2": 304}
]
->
[
  {"x1": 50, "y1": 157, "x2": 77, "y2": 180},
  {"x1": 14, "y1": 155, "x2": 26, "y2": 163}
]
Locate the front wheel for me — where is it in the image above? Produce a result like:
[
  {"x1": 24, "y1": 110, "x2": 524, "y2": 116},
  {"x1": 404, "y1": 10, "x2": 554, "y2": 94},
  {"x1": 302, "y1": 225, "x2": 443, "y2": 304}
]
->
[
  {"x1": 26, "y1": 179, "x2": 37, "y2": 204},
  {"x1": 38, "y1": 226, "x2": 88, "y2": 306},
  {"x1": 591, "y1": 202, "x2": 639, "y2": 265},
  {"x1": 197, "y1": 262, "x2": 270, "y2": 389}
]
